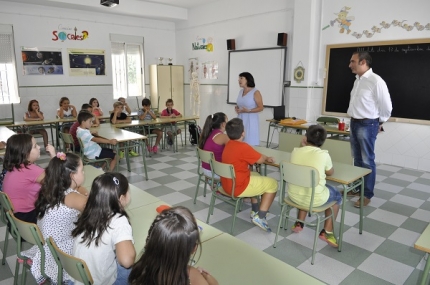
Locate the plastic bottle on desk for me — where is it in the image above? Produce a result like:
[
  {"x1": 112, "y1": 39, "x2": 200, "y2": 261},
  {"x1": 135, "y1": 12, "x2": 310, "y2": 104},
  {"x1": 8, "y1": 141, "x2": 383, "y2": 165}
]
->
[{"x1": 338, "y1": 119, "x2": 345, "y2": 131}]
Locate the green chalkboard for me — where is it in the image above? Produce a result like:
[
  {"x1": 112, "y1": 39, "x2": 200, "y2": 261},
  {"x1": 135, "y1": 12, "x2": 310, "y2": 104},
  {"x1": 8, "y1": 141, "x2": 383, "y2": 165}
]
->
[{"x1": 323, "y1": 39, "x2": 430, "y2": 123}]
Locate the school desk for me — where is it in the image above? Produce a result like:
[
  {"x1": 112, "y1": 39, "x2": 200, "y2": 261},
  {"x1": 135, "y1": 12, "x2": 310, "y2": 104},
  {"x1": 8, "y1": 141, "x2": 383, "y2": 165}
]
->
[
  {"x1": 0, "y1": 126, "x2": 15, "y2": 155},
  {"x1": 266, "y1": 119, "x2": 350, "y2": 148},
  {"x1": 127, "y1": 201, "x2": 224, "y2": 259},
  {"x1": 194, "y1": 233, "x2": 324, "y2": 285},
  {"x1": 91, "y1": 124, "x2": 148, "y2": 178},
  {"x1": 254, "y1": 146, "x2": 371, "y2": 252},
  {"x1": 11, "y1": 119, "x2": 58, "y2": 147},
  {"x1": 414, "y1": 223, "x2": 430, "y2": 285}
]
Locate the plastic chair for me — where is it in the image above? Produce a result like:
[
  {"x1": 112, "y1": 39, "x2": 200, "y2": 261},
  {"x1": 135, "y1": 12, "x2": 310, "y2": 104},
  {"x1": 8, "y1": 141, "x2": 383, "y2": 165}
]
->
[
  {"x1": 194, "y1": 148, "x2": 218, "y2": 204},
  {"x1": 6, "y1": 210, "x2": 48, "y2": 285},
  {"x1": 273, "y1": 161, "x2": 337, "y2": 265},
  {"x1": 206, "y1": 159, "x2": 256, "y2": 234},
  {"x1": 0, "y1": 192, "x2": 15, "y2": 266},
  {"x1": 77, "y1": 137, "x2": 111, "y2": 172},
  {"x1": 46, "y1": 236, "x2": 94, "y2": 285},
  {"x1": 60, "y1": 132, "x2": 76, "y2": 153}
]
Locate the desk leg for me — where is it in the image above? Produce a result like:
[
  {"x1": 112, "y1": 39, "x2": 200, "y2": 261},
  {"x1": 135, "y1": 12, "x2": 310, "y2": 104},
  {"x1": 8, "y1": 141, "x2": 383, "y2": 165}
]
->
[
  {"x1": 55, "y1": 122, "x2": 60, "y2": 149},
  {"x1": 420, "y1": 254, "x2": 430, "y2": 285},
  {"x1": 49, "y1": 123, "x2": 54, "y2": 147},
  {"x1": 338, "y1": 184, "x2": 348, "y2": 252},
  {"x1": 140, "y1": 139, "x2": 148, "y2": 180},
  {"x1": 266, "y1": 122, "x2": 272, "y2": 148},
  {"x1": 125, "y1": 142, "x2": 131, "y2": 172},
  {"x1": 359, "y1": 177, "x2": 364, "y2": 234},
  {"x1": 115, "y1": 144, "x2": 120, "y2": 172}
]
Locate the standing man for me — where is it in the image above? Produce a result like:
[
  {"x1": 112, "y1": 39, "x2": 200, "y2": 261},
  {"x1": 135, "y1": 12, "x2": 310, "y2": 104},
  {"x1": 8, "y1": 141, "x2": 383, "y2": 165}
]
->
[{"x1": 347, "y1": 51, "x2": 392, "y2": 207}]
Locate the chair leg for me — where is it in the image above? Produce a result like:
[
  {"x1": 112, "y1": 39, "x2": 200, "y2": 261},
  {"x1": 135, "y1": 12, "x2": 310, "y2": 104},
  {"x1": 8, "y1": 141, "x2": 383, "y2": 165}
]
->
[
  {"x1": 20, "y1": 264, "x2": 27, "y2": 285},
  {"x1": 311, "y1": 217, "x2": 321, "y2": 265},
  {"x1": 203, "y1": 179, "x2": 208, "y2": 198},
  {"x1": 193, "y1": 176, "x2": 202, "y2": 204},
  {"x1": 206, "y1": 194, "x2": 216, "y2": 223},
  {"x1": 231, "y1": 201, "x2": 242, "y2": 235},
  {"x1": 2, "y1": 229, "x2": 9, "y2": 265},
  {"x1": 274, "y1": 205, "x2": 286, "y2": 248},
  {"x1": 14, "y1": 258, "x2": 20, "y2": 285}
]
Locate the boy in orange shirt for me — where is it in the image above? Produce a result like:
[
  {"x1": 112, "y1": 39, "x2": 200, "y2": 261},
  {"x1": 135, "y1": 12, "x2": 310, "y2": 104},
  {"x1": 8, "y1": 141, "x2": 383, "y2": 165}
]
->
[{"x1": 221, "y1": 118, "x2": 278, "y2": 232}]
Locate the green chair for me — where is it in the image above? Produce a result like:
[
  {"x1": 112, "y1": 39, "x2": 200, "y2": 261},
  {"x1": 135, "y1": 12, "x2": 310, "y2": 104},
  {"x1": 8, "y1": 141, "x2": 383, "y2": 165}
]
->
[
  {"x1": 194, "y1": 148, "x2": 218, "y2": 204},
  {"x1": 0, "y1": 192, "x2": 15, "y2": 266},
  {"x1": 316, "y1": 116, "x2": 340, "y2": 125},
  {"x1": 273, "y1": 161, "x2": 337, "y2": 265},
  {"x1": 47, "y1": 236, "x2": 94, "y2": 285},
  {"x1": 77, "y1": 137, "x2": 111, "y2": 172},
  {"x1": 6, "y1": 210, "x2": 48, "y2": 285},
  {"x1": 207, "y1": 159, "x2": 256, "y2": 235},
  {"x1": 60, "y1": 132, "x2": 76, "y2": 153}
]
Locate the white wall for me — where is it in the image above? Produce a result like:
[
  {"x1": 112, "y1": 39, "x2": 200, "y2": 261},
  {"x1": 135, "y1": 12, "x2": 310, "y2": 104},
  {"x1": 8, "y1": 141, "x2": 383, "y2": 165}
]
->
[
  {"x1": 175, "y1": 0, "x2": 294, "y2": 145},
  {"x1": 0, "y1": 1, "x2": 176, "y2": 120}
]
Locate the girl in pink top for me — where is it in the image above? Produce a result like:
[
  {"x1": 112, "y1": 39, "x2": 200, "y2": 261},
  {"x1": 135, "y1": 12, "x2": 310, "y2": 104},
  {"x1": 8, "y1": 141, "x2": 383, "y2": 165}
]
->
[
  {"x1": 2, "y1": 134, "x2": 55, "y2": 223},
  {"x1": 160, "y1": 99, "x2": 182, "y2": 146},
  {"x1": 198, "y1": 112, "x2": 229, "y2": 178},
  {"x1": 90, "y1": 97, "x2": 104, "y2": 117}
]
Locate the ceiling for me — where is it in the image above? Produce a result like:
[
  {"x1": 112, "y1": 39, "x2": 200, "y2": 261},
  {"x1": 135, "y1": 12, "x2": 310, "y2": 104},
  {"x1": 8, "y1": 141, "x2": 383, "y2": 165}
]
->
[{"x1": 2, "y1": 0, "x2": 219, "y2": 21}]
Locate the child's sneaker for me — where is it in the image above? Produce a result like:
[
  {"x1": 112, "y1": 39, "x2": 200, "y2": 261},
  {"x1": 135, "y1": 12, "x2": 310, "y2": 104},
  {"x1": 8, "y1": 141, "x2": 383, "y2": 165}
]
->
[
  {"x1": 292, "y1": 221, "x2": 304, "y2": 233},
  {"x1": 319, "y1": 229, "x2": 338, "y2": 247},
  {"x1": 129, "y1": 150, "x2": 139, "y2": 157},
  {"x1": 250, "y1": 210, "x2": 256, "y2": 219},
  {"x1": 167, "y1": 137, "x2": 173, "y2": 146},
  {"x1": 119, "y1": 151, "x2": 124, "y2": 159},
  {"x1": 152, "y1": 145, "x2": 158, "y2": 154},
  {"x1": 146, "y1": 146, "x2": 152, "y2": 153},
  {"x1": 252, "y1": 214, "x2": 271, "y2": 232}
]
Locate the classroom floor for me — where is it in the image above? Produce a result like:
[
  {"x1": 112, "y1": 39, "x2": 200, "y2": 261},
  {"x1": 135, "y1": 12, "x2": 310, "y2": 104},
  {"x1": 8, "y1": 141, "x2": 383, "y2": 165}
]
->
[{"x1": 1, "y1": 142, "x2": 429, "y2": 285}]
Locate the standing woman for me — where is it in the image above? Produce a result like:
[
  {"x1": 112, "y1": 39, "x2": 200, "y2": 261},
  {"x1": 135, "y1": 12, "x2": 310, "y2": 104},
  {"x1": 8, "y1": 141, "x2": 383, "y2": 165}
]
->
[{"x1": 235, "y1": 72, "x2": 264, "y2": 146}]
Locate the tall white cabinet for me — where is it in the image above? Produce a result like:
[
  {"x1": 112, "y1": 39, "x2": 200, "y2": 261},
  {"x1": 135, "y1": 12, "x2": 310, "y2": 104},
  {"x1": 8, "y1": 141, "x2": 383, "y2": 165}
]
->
[{"x1": 149, "y1": 65, "x2": 184, "y2": 113}]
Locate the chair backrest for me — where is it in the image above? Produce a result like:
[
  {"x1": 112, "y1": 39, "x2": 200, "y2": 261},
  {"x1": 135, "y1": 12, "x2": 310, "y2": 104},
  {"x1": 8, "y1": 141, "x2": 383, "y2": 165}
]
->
[
  {"x1": 278, "y1": 132, "x2": 303, "y2": 153},
  {"x1": 321, "y1": 138, "x2": 353, "y2": 165},
  {"x1": 77, "y1": 137, "x2": 87, "y2": 159},
  {"x1": 280, "y1": 161, "x2": 320, "y2": 213},
  {"x1": 10, "y1": 212, "x2": 45, "y2": 247},
  {"x1": 0, "y1": 191, "x2": 14, "y2": 213},
  {"x1": 61, "y1": 132, "x2": 75, "y2": 152},
  {"x1": 209, "y1": 159, "x2": 236, "y2": 197},
  {"x1": 47, "y1": 237, "x2": 94, "y2": 285},
  {"x1": 196, "y1": 148, "x2": 215, "y2": 174}
]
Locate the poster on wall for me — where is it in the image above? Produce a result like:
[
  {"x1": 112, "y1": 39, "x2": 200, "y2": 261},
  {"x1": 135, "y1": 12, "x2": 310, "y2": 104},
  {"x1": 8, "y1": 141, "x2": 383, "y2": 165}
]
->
[
  {"x1": 188, "y1": 57, "x2": 199, "y2": 80},
  {"x1": 21, "y1": 47, "x2": 63, "y2": 75},
  {"x1": 202, "y1": 61, "x2": 218, "y2": 79},
  {"x1": 68, "y1": 48, "x2": 105, "y2": 76}
]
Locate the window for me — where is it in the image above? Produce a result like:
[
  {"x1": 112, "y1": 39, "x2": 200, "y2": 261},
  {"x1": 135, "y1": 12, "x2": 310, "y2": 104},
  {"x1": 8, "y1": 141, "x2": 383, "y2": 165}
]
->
[
  {"x1": 0, "y1": 24, "x2": 20, "y2": 104},
  {"x1": 110, "y1": 34, "x2": 144, "y2": 99}
]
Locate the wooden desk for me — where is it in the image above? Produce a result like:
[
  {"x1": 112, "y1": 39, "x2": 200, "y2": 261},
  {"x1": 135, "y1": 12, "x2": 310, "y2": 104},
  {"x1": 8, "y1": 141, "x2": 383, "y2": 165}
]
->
[
  {"x1": 93, "y1": 124, "x2": 148, "y2": 179},
  {"x1": 12, "y1": 119, "x2": 59, "y2": 148},
  {"x1": 128, "y1": 201, "x2": 224, "y2": 259},
  {"x1": 254, "y1": 146, "x2": 371, "y2": 252},
  {"x1": 415, "y1": 223, "x2": 430, "y2": 285},
  {"x1": 195, "y1": 233, "x2": 324, "y2": 285},
  {"x1": 0, "y1": 126, "x2": 16, "y2": 155}
]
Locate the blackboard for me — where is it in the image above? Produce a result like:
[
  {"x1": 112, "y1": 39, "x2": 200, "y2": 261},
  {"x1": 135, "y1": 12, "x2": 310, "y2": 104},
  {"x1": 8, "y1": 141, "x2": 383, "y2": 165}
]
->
[
  {"x1": 227, "y1": 47, "x2": 287, "y2": 107},
  {"x1": 323, "y1": 39, "x2": 430, "y2": 123}
]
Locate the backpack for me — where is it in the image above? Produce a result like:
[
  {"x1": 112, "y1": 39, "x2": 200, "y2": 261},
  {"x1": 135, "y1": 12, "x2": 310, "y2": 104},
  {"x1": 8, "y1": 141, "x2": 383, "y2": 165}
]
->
[{"x1": 188, "y1": 123, "x2": 201, "y2": 145}]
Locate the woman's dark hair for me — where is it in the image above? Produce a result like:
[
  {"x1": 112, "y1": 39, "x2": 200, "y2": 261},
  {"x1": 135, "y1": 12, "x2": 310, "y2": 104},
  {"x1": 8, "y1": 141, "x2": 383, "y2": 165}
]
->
[
  {"x1": 72, "y1": 172, "x2": 129, "y2": 246},
  {"x1": 89, "y1": 98, "x2": 99, "y2": 107},
  {"x1": 2, "y1": 134, "x2": 33, "y2": 171},
  {"x1": 225, "y1": 118, "x2": 244, "y2": 140},
  {"x1": 35, "y1": 153, "x2": 81, "y2": 219},
  {"x1": 239, "y1": 72, "x2": 255, "y2": 87},
  {"x1": 198, "y1": 112, "x2": 227, "y2": 149},
  {"x1": 59, "y1": 97, "x2": 70, "y2": 106},
  {"x1": 129, "y1": 206, "x2": 200, "y2": 285},
  {"x1": 27, "y1": 99, "x2": 39, "y2": 112},
  {"x1": 306, "y1": 125, "x2": 327, "y2": 147}
]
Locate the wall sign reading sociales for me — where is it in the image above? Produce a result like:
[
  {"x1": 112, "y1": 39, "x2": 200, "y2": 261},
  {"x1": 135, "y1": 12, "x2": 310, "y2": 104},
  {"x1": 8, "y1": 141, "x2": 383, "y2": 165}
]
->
[{"x1": 52, "y1": 25, "x2": 89, "y2": 42}]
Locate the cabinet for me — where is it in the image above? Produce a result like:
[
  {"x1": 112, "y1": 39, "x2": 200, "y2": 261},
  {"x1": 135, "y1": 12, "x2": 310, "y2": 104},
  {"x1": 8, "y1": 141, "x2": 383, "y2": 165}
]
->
[{"x1": 149, "y1": 65, "x2": 184, "y2": 113}]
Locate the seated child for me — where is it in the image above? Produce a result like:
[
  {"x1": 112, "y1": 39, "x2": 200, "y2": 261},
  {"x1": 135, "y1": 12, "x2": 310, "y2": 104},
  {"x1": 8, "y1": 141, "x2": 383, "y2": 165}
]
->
[
  {"x1": 70, "y1": 104, "x2": 100, "y2": 152},
  {"x1": 160, "y1": 99, "x2": 182, "y2": 146},
  {"x1": 137, "y1": 98, "x2": 163, "y2": 154},
  {"x1": 118, "y1": 97, "x2": 131, "y2": 115},
  {"x1": 129, "y1": 206, "x2": 218, "y2": 285},
  {"x1": 221, "y1": 118, "x2": 278, "y2": 232},
  {"x1": 72, "y1": 172, "x2": 135, "y2": 285},
  {"x1": 289, "y1": 124, "x2": 342, "y2": 247},
  {"x1": 23, "y1": 99, "x2": 49, "y2": 148},
  {"x1": 77, "y1": 112, "x2": 118, "y2": 171},
  {"x1": 110, "y1": 102, "x2": 138, "y2": 158}
]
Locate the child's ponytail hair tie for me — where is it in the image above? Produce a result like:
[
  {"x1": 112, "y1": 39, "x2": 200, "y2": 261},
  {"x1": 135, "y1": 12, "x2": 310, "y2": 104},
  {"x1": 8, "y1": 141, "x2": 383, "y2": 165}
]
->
[{"x1": 56, "y1": 152, "x2": 67, "y2": 161}]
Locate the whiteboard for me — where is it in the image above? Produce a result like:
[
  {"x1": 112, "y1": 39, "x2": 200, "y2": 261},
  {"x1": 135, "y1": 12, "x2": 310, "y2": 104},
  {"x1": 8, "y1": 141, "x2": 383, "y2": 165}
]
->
[{"x1": 227, "y1": 47, "x2": 287, "y2": 107}]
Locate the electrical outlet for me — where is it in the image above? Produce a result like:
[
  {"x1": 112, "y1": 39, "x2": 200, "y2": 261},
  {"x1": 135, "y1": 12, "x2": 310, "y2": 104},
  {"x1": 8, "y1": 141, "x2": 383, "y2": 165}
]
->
[{"x1": 284, "y1": 81, "x2": 291, "y2": 87}]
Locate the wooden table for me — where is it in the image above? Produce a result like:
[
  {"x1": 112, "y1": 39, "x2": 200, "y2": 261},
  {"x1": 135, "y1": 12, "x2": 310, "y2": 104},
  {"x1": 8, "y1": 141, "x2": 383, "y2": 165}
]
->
[
  {"x1": 415, "y1": 223, "x2": 430, "y2": 285},
  {"x1": 194, "y1": 233, "x2": 324, "y2": 284},
  {"x1": 254, "y1": 146, "x2": 371, "y2": 252},
  {"x1": 0, "y1": 126, "x2": 16, "y2": 155},
  {"x1": 12, "y1": 119, "x2": 58, "y2": 148}
]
